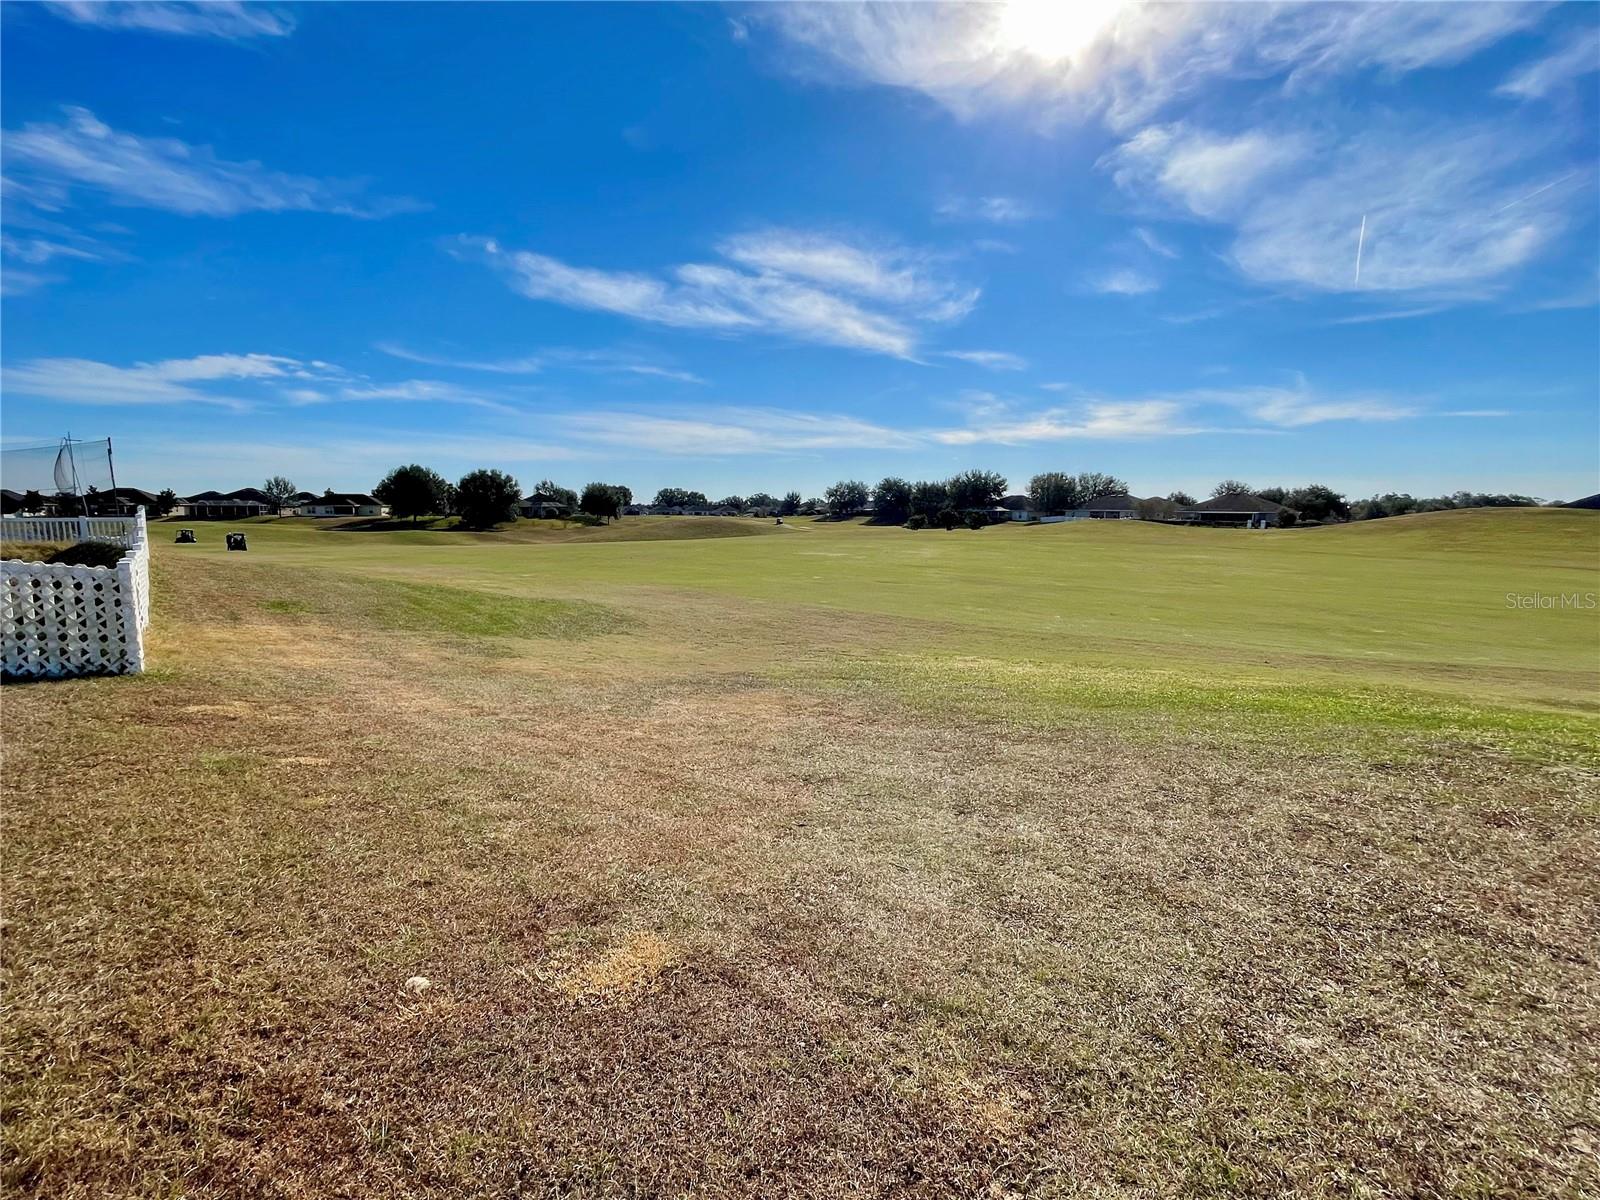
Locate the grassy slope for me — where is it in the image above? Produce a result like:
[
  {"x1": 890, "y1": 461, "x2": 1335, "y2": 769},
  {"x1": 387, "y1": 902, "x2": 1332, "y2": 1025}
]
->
[
  {"x1": 5, "y1": 508, "x2": 1598, "y2": 1197},
  {"x1": 158, "y1": 509, "x2": 1600, "y2": 711}
]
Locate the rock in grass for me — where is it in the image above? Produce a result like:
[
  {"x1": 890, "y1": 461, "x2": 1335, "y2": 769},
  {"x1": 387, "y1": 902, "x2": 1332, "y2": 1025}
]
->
[{"x1": 403, "y1": 975, "x2": 431, "y2": 995}]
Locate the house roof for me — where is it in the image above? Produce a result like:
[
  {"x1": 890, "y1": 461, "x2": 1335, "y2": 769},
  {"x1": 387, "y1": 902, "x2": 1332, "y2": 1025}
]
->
[
  {"x1": 109, "y1": 487, "x2": 161, "y2": 503},
  {"x1": 1187, "y1": 492, "x2": 1287, "y2": 513},
  {"x1": 1, "y1": 488, "x2": 25, "y2": 502},
  {"x1": 1565, "y1": 493, "x2": 1600, "y2": 510},
  {"x1": 1083, "y1": 492, "x2": 1143, "y2": 510},
  {"x1": 184, "y1": 490, "x2": 227, "y2": 502},
  {"x1": 317, "y1": 492, "x2": 381, "y2": 506},
  {"x1": 225, "y1": 487, "x2": 277, "y2": 504},
  {"x1": 999, "y1": 494, "x2": 1032, "y2": 509}
]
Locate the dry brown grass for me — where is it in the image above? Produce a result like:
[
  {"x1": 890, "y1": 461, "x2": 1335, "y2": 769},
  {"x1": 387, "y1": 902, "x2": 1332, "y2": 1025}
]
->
[{"x1": 2, "y1": 547, "x2": 1597, "y2": 1198}]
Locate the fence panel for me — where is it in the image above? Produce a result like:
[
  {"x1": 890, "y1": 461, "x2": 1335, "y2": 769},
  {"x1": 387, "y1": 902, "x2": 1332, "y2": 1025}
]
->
[{"x1": 1, "y1": 508, "x2": 152, "y2": 678}]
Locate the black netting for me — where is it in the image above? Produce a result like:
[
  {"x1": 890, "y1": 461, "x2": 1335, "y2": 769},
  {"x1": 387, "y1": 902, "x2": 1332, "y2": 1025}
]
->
[{"x1": 1, "y1": 439, "x2": 118, "y2": 510}]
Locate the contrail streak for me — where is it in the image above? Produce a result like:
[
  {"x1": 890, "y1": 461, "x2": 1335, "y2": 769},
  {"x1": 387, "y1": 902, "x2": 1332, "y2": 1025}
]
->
[
  {"x1": 1492, "y1": 171, "x2": 1577, "y2": 215},
  {"x1": 1354, "y1": 213, "x2": 1366, "y2": 286}
]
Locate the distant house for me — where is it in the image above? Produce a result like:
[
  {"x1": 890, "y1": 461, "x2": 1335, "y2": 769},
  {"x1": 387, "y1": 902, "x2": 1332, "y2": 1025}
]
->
[
  {"x1": 1, "y1": 489, "x2": 26, "y2": 516},
  {"x1": 519, "y1": 491, "x2": 573, "y2": 519},
  {"x1": 100, "y1": 487, "x2": 162, "y2": 516},
  {"x1": 1565, "y1": 493, "x2": 1600, "y2": 510},
  {"x1": 302, "y1": 493, "x2": 389, "y2": 518},
  {"x1": 178, "y1": 489, "x2": 276, "y2": 519},
  {"x1": 1177, "y1": 492, "x2": 1288, "y2": 528},
  {"x1": 1075, "y1": 492, "x2": 1144, "y2": 520}
]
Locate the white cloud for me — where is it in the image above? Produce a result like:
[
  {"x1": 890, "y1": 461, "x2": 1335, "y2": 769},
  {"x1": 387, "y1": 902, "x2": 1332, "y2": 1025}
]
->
[
  {"x1": 1496, "y1": 31, "x2": 1600, "y2": 100},
  {"x1": 1132, "y1": 227, "x2": 1179, "y2": 259},
  {"x1": 1106, "y1": 120, "x2": 1581, "y2": 294},
  {"x1": 941, "y1": 349, "x2": 1028, "y2": 371},
  {"x1": 332, "y1": 380, "x2": 522, "y2": 415},
  {"x1": 1, "y1": 352, "x2": 313, "y2": 410},
  {"x1": 933, "y1": 400, "x2": 1196, "y2": 445},
  {"x1": 45, "y1": 1, "x2": 293, "y2": 39},
  {"x1": 751, "y1": 3, "x2": 1543, "y2": 130},
  {"x1": 459, "y1": 229, "x2": 977, "y2": 358},
  {"x1": 719, "y1": 229, "x2": 973, "y2": 317},
  {"x1": 2, "y1": 107, "x2": 422, "y2": 218},
  {"x1": 1087, "y1": 267, "x2": 1159, "y2": 296},
  {"x1": 1159, "y1": 376, "x2": 1418, "y2": 427},
  {"x1": 1104, "y1": 124, "x2": 1308, "y2": 220},
  {"x1": 558, "y1": 407, "x2": 922, "y2": 455},
  {"x1": 376, "y1": 342, "x2": 707, "y2": 384},
  {"x1": 0, "y1": 234, "x2": 103, "y2": 264},
  {"x1": 936, "y1": 195, "x2": 1037, "y2": 223}
]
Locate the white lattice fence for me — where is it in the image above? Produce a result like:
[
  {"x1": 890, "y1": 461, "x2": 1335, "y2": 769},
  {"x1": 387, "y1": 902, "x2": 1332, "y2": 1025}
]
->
[
  {"x1": 1, "y1": 508, "x2": 152, "y2": 678},
  {"x1": 0, "y1": 515, "x2": 137, "y2": 548}
]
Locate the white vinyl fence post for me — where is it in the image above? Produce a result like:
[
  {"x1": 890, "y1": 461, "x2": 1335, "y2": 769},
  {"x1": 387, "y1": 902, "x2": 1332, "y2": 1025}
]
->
[{"x1": 116, "y1": 554, "x2": 144, "y2": 673}]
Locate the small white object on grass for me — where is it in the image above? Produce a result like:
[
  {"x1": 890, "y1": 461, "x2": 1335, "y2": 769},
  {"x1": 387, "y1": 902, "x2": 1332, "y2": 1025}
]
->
[{"x1": 404, "y1": 975, "x2": 431, "y2": 994}]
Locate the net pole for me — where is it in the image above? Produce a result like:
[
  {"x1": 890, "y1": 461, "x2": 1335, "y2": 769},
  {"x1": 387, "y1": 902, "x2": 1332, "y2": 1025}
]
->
[{"x1": 107, "y1": 438, "x2": 120, "y2": 512}]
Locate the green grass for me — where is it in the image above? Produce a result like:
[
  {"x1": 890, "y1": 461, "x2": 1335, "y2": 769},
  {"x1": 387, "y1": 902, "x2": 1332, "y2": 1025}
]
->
[
  {"x1": 156, "y1": 507, "x2": 1600, "y2": 714},
  {"x1": 5, "y1": 506, "x2": 1597, "y2": 1198}
]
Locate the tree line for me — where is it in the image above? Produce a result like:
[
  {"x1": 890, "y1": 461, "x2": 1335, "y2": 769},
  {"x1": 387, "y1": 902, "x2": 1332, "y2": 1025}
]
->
[{"x1": 50, "y1": 467, "x2": 1546, "y2": 528}]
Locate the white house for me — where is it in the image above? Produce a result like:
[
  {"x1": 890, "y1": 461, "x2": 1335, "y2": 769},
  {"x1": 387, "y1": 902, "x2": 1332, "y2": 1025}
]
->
[{"x1": 302, "y1": 492, "x2": 389, "y2": 518}]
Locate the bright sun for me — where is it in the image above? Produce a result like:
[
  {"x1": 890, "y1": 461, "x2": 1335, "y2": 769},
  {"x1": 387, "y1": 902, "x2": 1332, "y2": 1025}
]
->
[{"x1": 990, "y1": 0, "x2": 1128, "y2": 64}]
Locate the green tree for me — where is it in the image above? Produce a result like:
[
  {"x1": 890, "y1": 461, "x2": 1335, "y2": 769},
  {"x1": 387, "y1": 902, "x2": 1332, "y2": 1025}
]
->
[
  {"x1": 454, "y1": 469, "x2": 522, "y2": 529},
  {"x1": 1211, "y1": 479, "x2": 1253, "y2": 498},
  {"x1": 873, "y1": 476, "x2": 912, "y2": 523},
  {"x1": 1075, "y1": 472, "x2": 1128, "y2": 501},
  {"x1": 22, "y1": 490, "x2": 44, "y2": 514},
  {"x1": 910, "y1": 480, "x2": 949, "y2": 518},
  {"x1": 374, "y1": 464, "x2": 450, "y2": 525},
  {"x1": 965, "y1": 511, "x2": 986, "y2": 531},
  {"x1": 746, "y1": 492, "x2": 777, "y2": 511},
  {"x1": 779, "y1": 491, "x2": 801, "y2": 516},
  {"x1": 1255, "y1": 486, "x2": 1288, "y2": 503},
  {"x1": 263, "y1": 475, "x2": 298, "y2": 512},
  {"x1": 717, "y1": 495, "x2": 746, "y2": 511},
  {"x1": 580, "y1": 481, "x2": 624, "y2": 523},
  {"x1": 1028, "y1": 471, "x2": 1080, "y2": 513},
  {"x1": 824, "y1": 479, "x2": 870, "y2": 517},
  {"x1": 154, "y1": 488, "x2": 177, "y2": 517},
  {"x1": 946, "y1": 469, "x2": 1007, "y2": 511},
  {"x1": 937, "y1": 507, "x2": 960, "y2": 531},
  {"x1": 1167, "y1": 490, "x2": 1196, "y2": 507},
  {"x1": 1285, "y1": 484, "x2": 1350, "y2": 522}
]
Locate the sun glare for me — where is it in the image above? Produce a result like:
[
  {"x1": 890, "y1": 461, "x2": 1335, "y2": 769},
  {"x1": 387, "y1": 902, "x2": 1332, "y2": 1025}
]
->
[{"x1": 990, "y1": 0, "x2": 1127, "y2": 64}]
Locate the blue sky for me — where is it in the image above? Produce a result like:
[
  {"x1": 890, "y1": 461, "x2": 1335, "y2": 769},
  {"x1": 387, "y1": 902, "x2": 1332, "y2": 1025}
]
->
[{"x1": 3, "y1": 0, "x2": 1597, "y2": 502}]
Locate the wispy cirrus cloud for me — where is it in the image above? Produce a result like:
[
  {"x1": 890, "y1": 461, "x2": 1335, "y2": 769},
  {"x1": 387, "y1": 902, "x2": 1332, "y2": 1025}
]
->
[
  {"x1": 558, "y1": 407, "x2": 922, "y2": 455},
  {"x1": 940, "y1": 349, "x2": 1028, "y2": 371},
  {"x1": 935, "y1": 195, "x2": 1037, "y2": 224},
  {"x1": 1086, "y1": 267, "x2": 1159, "y2": 296},
  {"x1": 1132, "y1": 227, "x2": 1179, "y2": 259},
  {"x1": 376, "y1": 342, "x2": 707, "y2": 384},
  {"x1": 749, "y1": 2, "x2": 1544, "y2": 131},
  {"x1": 457, "y1": 227, "x2": 977, "y2": 358},
  {"x1": 44, "y1": 1, "x2": 293, "y2": 39},
  {"x1": 1496, "y1": 31, "x2": 1600, "y2": 101},
  {"x1": 1105, "y1": 119, "x2": 1583, "y2": 295},
  {"x1": 2, "y1": 107, "x2": 423, "y2": 218},
  {"x1": 1, "y1": 352, "x2": 518, "y2": 416},
  {"x1": 0, "y1": 352, "x2": 322, "y2": 411},
  {"x1": 932, "y1": 400, "x2": 1197, "y2": 445}
]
